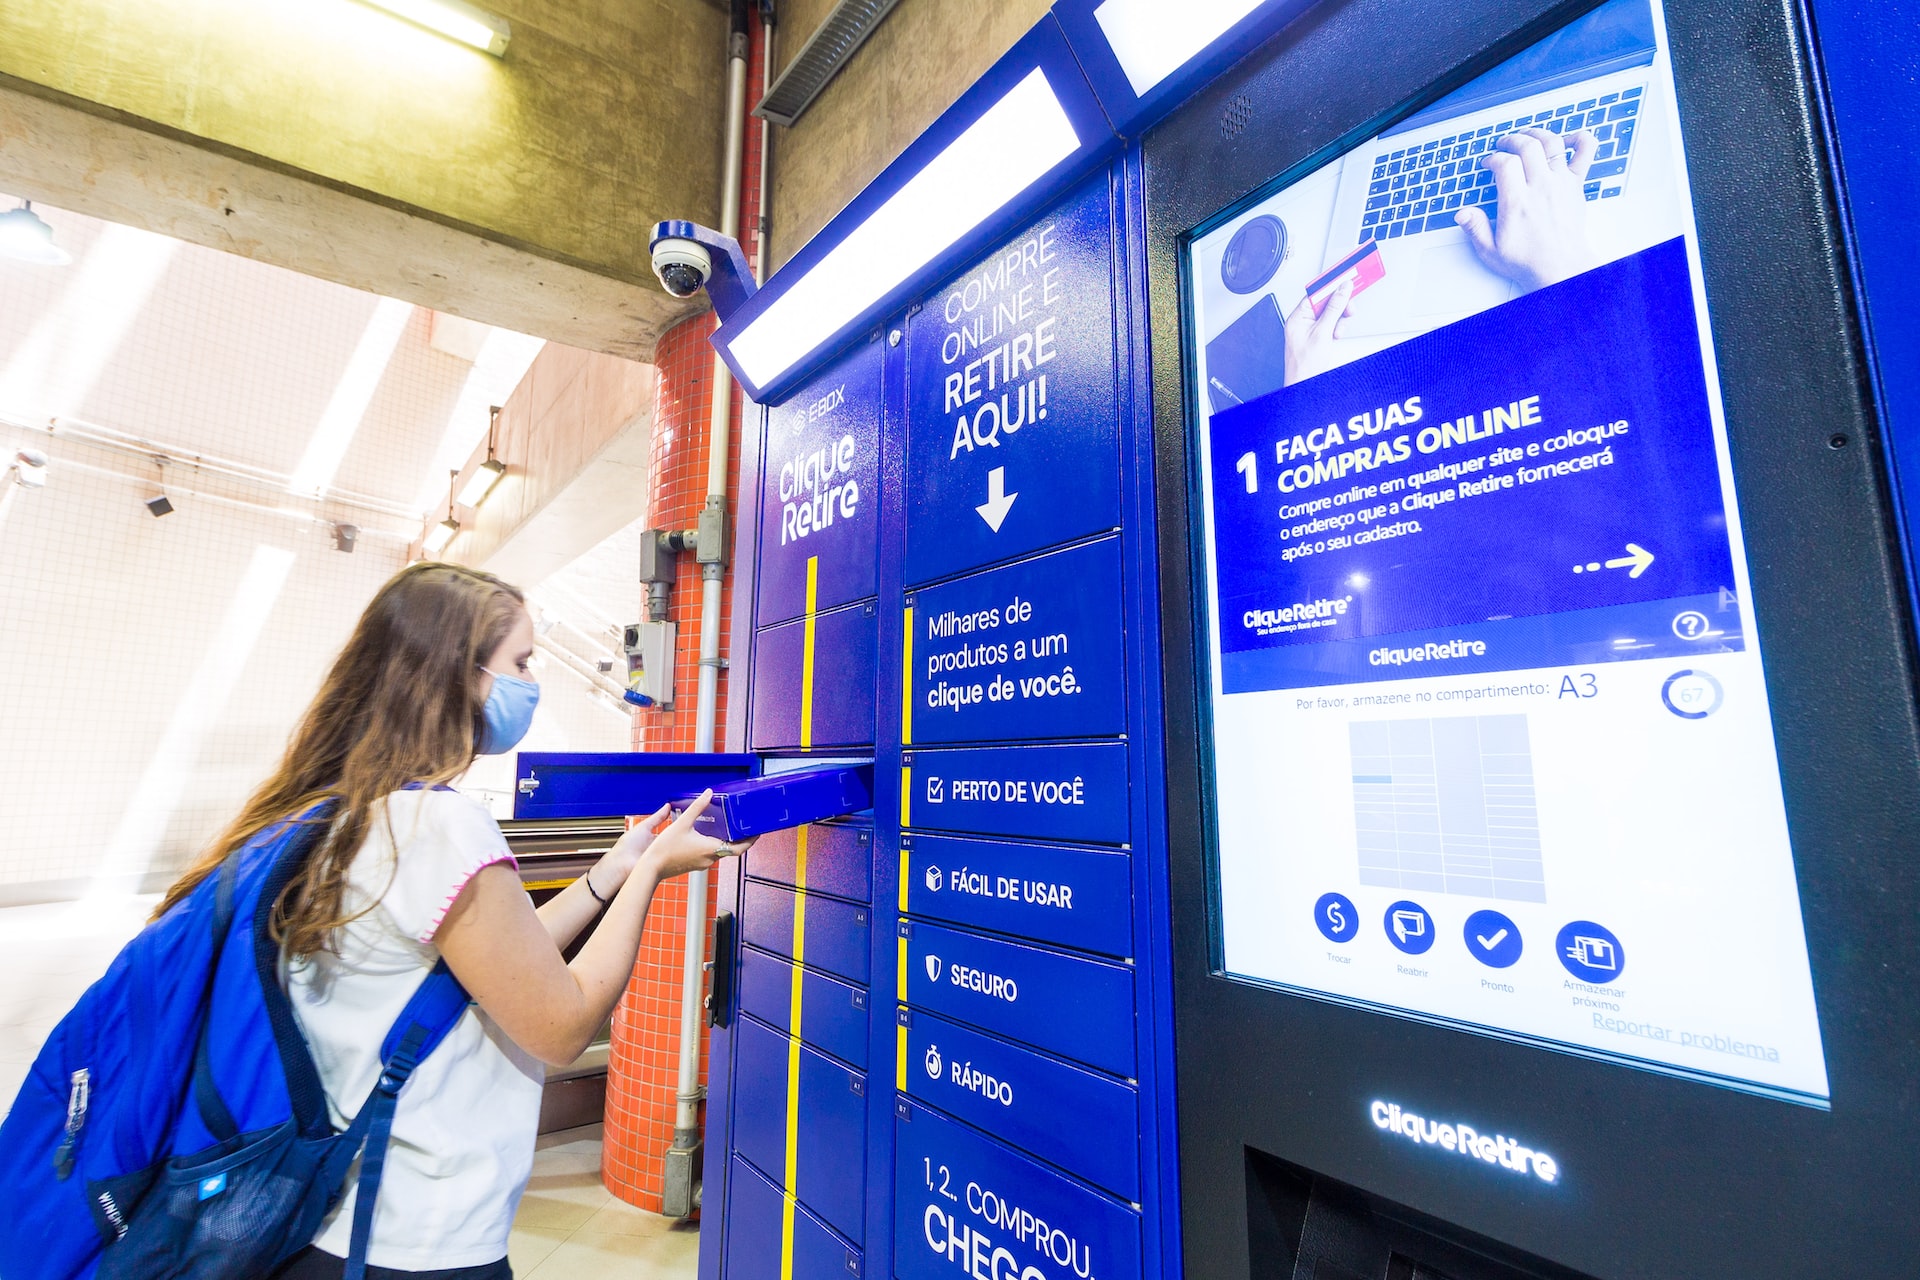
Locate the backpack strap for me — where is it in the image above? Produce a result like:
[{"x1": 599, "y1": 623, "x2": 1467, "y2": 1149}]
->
[
  {"x1": 191, "y1": 803, "x2": 339, "y2": 1145},
  {"x1": 253, "y1": 802, "x2": 344, "y2": 1140},
  {"x1": 188, "y1": 856, "x2": 243, "y2": 1143},
  {"x1": 341, "y1": 960, "x2": 472, "y2": 1280}
]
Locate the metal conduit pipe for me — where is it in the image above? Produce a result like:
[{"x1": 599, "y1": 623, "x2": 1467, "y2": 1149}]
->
[
  {"x1": 3, "y1": 452, "x2": 420, "y2": 542},
  {"x1": 756, "y1": 0, "x2": 775, "y2": 287},
  {"x1": 1, "y1": 413, "x2": 421, "y2": 520},
  {"x1": 664, "y1": 0, "x2": 752, "y2": 1220}
]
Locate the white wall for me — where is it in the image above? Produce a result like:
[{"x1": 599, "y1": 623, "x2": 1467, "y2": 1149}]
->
[
  {"x1": 0, "y1": 199, "x2": 635, "y2": 900},
  {"x1": 0, "y1": 448, "x2": 408, "y2": 896}
]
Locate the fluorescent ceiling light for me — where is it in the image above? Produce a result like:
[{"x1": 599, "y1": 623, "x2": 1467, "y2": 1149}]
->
[
  {"x1": 287, "y1": 297, "x2": 412, "y2": 498},
  {"x1": 1094, "y1": 0, "x2": 1269, "y2": 96},
  {"x1": 423, "y1": 517, "x2": 461, "y2": 554},
  {"x1": 359, "y1": 0, "x2": 511, "y2": 55},
  {"x1": 728, "y1": 67, "x2": 1081, "y2": 389},
  {"x1": 457, "y1": 457, "x2": 506, "y2": 508},
  {"x1": 0, "y1": 202, "x2": 71, "y2": 266}
]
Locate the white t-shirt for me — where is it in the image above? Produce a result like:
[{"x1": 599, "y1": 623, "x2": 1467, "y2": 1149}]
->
[{"x1": 285, "y1": 788, "x2": 544, "y2": 1270}]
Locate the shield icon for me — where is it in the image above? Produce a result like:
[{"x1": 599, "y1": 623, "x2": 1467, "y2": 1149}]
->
[{"x1": 925, "y1": 954, "x2": 942, "y2": 982}]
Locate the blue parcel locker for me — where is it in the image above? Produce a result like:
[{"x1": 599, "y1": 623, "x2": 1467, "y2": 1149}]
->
[
  {"x1": 732, "y1": 1016, "x2": 868, "y2": 1241},
  {"x1": 905, "y1": 537, "x2": 1127, "y2": 745},
  {"x1": 743, "y1": 879, "x2": 871, "y2": 984},
  {"x1": 895, "y1": 1100, "x2": 1142, "y2": 1280},
  {"x1": 727, "y1": 1155, "x2": 863, "y2": 1279},
  {"x1": 901, "y1": 832, "x2": 1133, "y2": 958},
  {"x1": 757, "y1": 337, "x2": 884, "y2": 626},
  {"x1": 903, "y1": 743, "x2": 1130, "y2": 845},
  {"x1": 903, "y1": 173, "x2": 1122, "y2": 587},
  {"x1": 900, "y1": 919, "x2": 1136, "y2": 1077},
  {"x1": 900, "y1": 1007, "x2": 1140, "y2": 1200},
  {"x1": 739, "y1": 945, "x2": 870, "y2": 1069},
  {"x1": 746, "y1": 821, "x2": 873, "y2": 903},
  {"x1": 751, "y1": 599, "x2": 879, "y2": 750}
]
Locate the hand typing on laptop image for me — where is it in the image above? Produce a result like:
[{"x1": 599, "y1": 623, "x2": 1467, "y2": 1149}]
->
[
  {"x1": 1454, "y1": 126, "x2": 1601, "y2": 292},
  {"x1": 1280, "y1": 124, "x2": 1603, "y2": 388},
  {"x1": 1199, "y1": 0, "x2": 1673, "y2": 404}
]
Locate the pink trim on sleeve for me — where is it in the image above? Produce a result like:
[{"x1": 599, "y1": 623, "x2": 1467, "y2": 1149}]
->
[{"x1": 419, "y1": 851, "x2": 519, "y2": 944}]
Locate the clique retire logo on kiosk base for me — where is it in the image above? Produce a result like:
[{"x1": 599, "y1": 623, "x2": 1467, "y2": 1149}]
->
[{"x1": 1370, "y1": 1099, "x2": 1559, "y2": 1184}]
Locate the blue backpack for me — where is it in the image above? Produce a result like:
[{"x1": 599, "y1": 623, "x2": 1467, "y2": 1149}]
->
[{"x1": 0, "y1": 801, "x2": 472, "y2": 1280}]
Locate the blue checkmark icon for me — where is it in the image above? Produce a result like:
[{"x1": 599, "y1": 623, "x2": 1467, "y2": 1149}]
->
[{"x1": 1463, "y1": 910, "x2": 1523, "y2": 969}]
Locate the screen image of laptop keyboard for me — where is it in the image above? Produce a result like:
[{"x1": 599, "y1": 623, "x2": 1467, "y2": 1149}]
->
[{"x1": 1358, "y1": 86, "x2": 1643, "y2": 244}]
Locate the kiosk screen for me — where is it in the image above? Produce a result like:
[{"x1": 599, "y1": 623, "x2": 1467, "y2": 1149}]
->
[{"x1": 1186, "y1": 0, "x2": 1829, "y2": 1104}]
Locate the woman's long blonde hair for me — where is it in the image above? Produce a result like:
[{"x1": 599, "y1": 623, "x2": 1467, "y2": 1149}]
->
[{"x1": 153, "y1": 561, "x2": 526, "y2": 958}]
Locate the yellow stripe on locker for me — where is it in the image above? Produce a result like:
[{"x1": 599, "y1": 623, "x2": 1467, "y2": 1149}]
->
[
  {"x1": 778, "y1": 827, "x2": 810, "y2": 1279},
  {"x1": 901, "y1": 605, "x2": 914, "y2": 745},
  {"x1": 898, "y1": 846, "x2": 910, "y2": 915},
  {"x1": 900, "y1": 765, "x2": 912, "y2": 830},
  {"x1": 897, "y1": 933, "x2": 909, "y2": 1004},
  {"x1": 799, "y1": 557, "x2": 819, "y2": 752},
  {"x1": 896, "y1": 1014, "x2": 909, "y2": 1091}
]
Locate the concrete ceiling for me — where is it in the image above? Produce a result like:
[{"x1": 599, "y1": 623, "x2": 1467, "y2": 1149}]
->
[{"x1": 0, "y1": 0, "x2": 729, "y2": 361}]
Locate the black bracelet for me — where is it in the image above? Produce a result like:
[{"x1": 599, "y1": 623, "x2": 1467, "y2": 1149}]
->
[{"x1": 583, "y1": 870, "x2": 612, "y2": 905}]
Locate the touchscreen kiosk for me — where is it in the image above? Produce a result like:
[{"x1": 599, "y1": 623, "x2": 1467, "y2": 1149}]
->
[
  {"x1": 1149, "y1": 0, "x2": 1920, "y2": 1275},
  {"x1": 1189, "y1": 0, "x2": 1824, "y2": 1105}
]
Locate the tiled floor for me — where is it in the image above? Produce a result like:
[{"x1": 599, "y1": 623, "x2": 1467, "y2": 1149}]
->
[
  {"x1": 0, "y1": 902, "x2": 700, "y2": 1280},
  {"x1": 511, "y1": 1125, "x2": 702, "y2": 1279}
]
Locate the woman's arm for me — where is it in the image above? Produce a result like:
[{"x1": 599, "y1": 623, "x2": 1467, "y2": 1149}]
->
[
  {"x1": 534, "y1": 833, "x2": 654, "y2": 952},
  {"x1": 434, "y1": 794, "x2": 738, "y2": 1067}
]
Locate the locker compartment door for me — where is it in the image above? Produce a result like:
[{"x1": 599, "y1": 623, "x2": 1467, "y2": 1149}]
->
[
  {"x1": 742, "y1": 880, "x2": 871, "y2": 984},
  {"x1": 725, "y1": 1155, "x2": 863, "y2": 1278},
  {"x1": 731, "y1": 1015, "x2": 869, "y2": 1241},
  {"x1": 738, "y1": 945, "x2": 870, "y2": 1069}
]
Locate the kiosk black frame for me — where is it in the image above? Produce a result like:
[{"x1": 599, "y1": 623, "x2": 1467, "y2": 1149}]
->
[{"x1": 1143, "y1": 0, "x2": 1920, "y2": 1275}]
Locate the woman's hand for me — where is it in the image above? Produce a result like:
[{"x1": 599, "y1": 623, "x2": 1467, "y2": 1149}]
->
[
  {"x1": 590, "y1": 791, "x2": 742, "y2": 898},
  {"x1": 1283, "y1": 278, "x2": 1354, "y2": 387},
  {"x1": 439, "y1": 790, "x2": 743, "y2": 1068},
  {"x1": 631, "y1": 791, "x2": 746, "y2": 885}
]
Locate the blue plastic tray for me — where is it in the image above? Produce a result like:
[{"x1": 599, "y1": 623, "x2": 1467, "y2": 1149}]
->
[{"x1": 681, "y1": 764, "x2": 875, "y2": 841}]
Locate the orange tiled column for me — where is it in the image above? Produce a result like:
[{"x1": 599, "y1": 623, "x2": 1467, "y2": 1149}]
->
[{"x1": 603, "y1": 8, "x2": 765, "y2": 1201}]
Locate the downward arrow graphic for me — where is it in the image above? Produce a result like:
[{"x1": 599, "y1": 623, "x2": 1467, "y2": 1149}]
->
[
  {"x1": 1605, "y1": 543, "x2": 1656, "y2": 578},
  {"x1": 975, "y1": 466, "x2": 1018, "y2": 532}
]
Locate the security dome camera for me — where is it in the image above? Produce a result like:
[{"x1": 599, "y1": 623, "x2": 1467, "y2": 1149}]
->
[{"x1": 651, "y1": 238, "x2": 712, "y2": 298}]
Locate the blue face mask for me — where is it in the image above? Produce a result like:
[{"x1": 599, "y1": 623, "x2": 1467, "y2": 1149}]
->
[{"x1": 477, "y1": 668, "x2": 540, "y2": 754}]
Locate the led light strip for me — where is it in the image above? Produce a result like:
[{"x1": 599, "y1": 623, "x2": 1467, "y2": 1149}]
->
[
  {"x1": 727, "y1": 68, "x2": 1081, "y2": 388},
  {"x1": 1092, "y1": 0, "x2": 1270, "y2": 96},
  {"x1": 359, "y1": 0, "x2": 511, "y2": 56}
]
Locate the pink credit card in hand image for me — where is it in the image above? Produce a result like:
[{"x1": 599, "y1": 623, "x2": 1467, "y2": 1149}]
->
[{"x1": 1306, "y1": 240, "x2": 1386, "y2": 317}]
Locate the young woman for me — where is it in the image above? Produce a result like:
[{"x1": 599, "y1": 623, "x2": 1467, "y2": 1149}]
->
[{"x1": 152, "y1": 561, "x2": 738, "y2": 1279}]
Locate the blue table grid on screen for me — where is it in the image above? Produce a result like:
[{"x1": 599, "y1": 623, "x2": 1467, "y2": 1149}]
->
[{"x1": 1349, "y1": 714, "x2": 1545, "y2": 902}]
